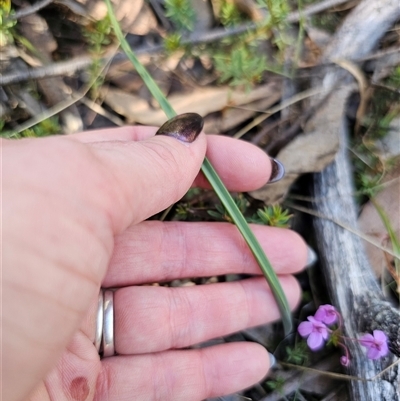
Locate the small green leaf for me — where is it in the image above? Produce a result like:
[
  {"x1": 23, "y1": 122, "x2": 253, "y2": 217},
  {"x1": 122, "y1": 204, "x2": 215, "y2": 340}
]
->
[
  {"x1": 214, "y1": 47, "x2": 267, "y2": 89},
  {"x1": 207, "y1": 210, "x2": 225, "y2": 221},
  {"x1": 164, "y1": 33, "x2": 182, "y2": 53},
  {"x1": 251, "y1": 205, "x2": 292, "y2": 228},
  {"x1": 165, "y1": 0, "x2": 195, "y2": 31},
  {"x1": 220, "y1": 2, "x2": 242, "y2": 27}
]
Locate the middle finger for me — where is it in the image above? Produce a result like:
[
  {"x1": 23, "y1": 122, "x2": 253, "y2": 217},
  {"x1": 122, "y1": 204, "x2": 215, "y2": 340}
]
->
[{"x1": 103, "y1": 221, "x2": 307, "y2": 287}]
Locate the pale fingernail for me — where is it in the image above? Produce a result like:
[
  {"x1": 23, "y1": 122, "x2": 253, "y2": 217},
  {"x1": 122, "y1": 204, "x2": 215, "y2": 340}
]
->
[
  {"x1": 268, "y1": 352, "x2": 277, "y2": 368},
  {"x1": 268, "y1": 158, "x2": 285, "y2": 183},
  {"x1": 306, "y1": 245, "x2": 318, "y2": 267},
  {"x1": 156, "y1": 113, "x2": 203, "y2": 143}
]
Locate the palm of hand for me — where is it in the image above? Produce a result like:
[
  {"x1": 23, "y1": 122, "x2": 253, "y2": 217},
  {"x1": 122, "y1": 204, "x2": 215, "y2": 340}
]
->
[
  {"x1": 29, "y1": 329, "x2": 100, "y2": 401},
  {"x1": 3, "y1": 128, "x2": 306, "y2": 401}
]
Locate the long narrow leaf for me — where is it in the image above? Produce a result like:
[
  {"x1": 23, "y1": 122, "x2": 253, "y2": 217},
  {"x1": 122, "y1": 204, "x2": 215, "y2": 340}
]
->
[
  {"x1": 202, "y1": 158, "x2": 292, "y2": 333},
  {"x1": 105, "y1": 2, "x2": 176, "y2": 120},
  {"x1": 371, "y1": 198, "x2": 400, "y2": 260},
  {"x1": 105, "y1": 0, "x2": 292, "y2": 334}
]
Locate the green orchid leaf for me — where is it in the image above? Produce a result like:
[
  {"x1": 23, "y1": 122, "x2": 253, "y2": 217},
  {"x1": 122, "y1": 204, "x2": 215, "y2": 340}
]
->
[{"x1": 105, "y1": 0, "x2": 292, "y2": 334}]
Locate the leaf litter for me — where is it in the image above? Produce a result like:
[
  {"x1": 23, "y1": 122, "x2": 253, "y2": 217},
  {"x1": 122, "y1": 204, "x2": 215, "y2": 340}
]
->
[{"x1": 1, "y1": 0, "x2": 400, "y2": 399}]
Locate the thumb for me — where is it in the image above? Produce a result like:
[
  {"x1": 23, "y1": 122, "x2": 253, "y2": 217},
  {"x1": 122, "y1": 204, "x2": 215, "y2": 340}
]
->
[{"x1": 91, "y1": 114, "x2": 207, "y2": 233}]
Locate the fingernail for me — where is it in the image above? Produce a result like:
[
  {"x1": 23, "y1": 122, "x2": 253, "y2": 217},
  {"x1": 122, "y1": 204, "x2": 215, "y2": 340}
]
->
[
  {"x1": 306, "y1": 245, "x2": 318, "y2": 267},
  {"x1": 156, "y1": 113, "x2": 204, "y2": 143},
  {"x1": 268, "y1": 352, "x2": 277, "y2": 368},
  {"x1": 268, "y1": 158, "x2": 285, "y2": 183}
]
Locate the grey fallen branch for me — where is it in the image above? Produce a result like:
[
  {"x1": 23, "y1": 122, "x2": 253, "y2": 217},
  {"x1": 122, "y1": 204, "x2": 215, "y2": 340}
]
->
[
  {"x1": 312, "y1": 116, "x2": 400, "y2": 400},
  {"x1": 309, "y1": 0, "x2": 400, "y2": 399},
  {"x1": 8, "y1": 0, "x2": 54, "y2": 20},
  {"x1": 1, "y1": 0, "x2": 354, "y2": 86}
]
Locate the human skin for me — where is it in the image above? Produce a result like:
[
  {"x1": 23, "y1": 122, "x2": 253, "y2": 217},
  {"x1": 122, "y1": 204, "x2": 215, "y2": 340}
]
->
[{"x1": 2, "y1": 126, "x2": 307, "y2": 401}]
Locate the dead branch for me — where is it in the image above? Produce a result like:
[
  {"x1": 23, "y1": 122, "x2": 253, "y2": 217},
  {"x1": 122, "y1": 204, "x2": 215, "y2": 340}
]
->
[
  {"x1": 286, "y1": 0, "x2": 356, "y2": 23},
  {"x1": 10, "y1": 0, "x2": 54, "y2": 20},
  {"x1": 1, "y1": 0, "x2": 356, "y2": 86},
  {"x1": 311, "y1": 0, "x2": 400, "y2": 399},
  {"x1": 312, "y1": 113, "x2": 400, "y2": 400}
]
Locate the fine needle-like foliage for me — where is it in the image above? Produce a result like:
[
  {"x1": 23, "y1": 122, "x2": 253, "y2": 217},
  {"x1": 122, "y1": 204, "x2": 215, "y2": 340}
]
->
[{"x1": 104, "y1": 0, "x2": 292, "y2": 335}]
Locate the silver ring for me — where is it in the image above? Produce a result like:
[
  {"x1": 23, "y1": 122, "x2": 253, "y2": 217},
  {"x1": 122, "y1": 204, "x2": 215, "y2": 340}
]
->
[
  {"x1": 94, "y1": 289, "x2": 104, "y2": 352},
  {"x1": 102, "y1": 289, "x2": 115, "y2": 357}
]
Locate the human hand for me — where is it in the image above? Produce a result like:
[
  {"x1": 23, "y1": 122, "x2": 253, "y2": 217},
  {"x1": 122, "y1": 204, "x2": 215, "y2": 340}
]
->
[{"x1": 3, "y1": 124, "x2": 307, "y2": 401}]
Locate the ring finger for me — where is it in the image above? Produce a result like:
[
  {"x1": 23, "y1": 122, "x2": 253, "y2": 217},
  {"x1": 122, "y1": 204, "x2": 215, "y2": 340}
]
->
[{"x1": 113, "y1": 275, "x2": 300, "y2": 354}]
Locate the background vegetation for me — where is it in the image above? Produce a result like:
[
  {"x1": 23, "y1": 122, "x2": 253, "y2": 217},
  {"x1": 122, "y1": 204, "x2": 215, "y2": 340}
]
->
[{"x1": 1, "y1": 0, "x2": 399, "y2": 399}]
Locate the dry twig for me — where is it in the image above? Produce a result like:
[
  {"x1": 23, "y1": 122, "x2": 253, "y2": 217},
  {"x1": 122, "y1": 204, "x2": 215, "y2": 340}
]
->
[
  {"x1": 309, "y1": 1, "x2": 400, "y2": 399},
  {"x1": 1, "y1": 0, "x2": 357, "y2": 86},
  {"x1": 9, "y1": 0, "x2": 54, "y2": 20}
]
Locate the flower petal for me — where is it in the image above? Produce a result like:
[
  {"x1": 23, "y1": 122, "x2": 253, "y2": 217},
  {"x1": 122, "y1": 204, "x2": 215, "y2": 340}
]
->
[
  {"x1": 379, "y1": 341, "x2": 389, "y2": 358},
  {"x1": 321, "y1": 328, "x2": 330, "y2": 341},
  {"x1": 314, "y1": 308, "x2": 326, "y2": 322},
  {"x1": 298, "y1": 321, "x2": 313, "y2": 337},
  {"x1": 315, "y1": 304, "x2": 337, "y2": 325},
  {"x1": 367, "y1": 347, "x2": 381, "y2": 360},
  {"x1": 340, "y1": 356, "x2": 350, "y2": 367},
  {"x1": 359, "y1": 333, "x2": 374, "y2": 347},
  {"x1": 308, "y1": 332, "x2": 324, "y2": 351},
  {"x1": 373, "y1": 330, "x2": 387, "y2": 343}
]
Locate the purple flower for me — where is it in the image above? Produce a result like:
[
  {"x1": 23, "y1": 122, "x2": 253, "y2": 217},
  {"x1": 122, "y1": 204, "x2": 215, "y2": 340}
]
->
[
  {"x1": 298, "y1": 316, "x2": 330, "y2": 351},
  {"x1": 314, "y1": 304, "x2": 338, "y2": 325},
  {"x1": 359, "y1": 330, "x2": 389, "y2": 360},
  {"x1": 340, "y1": 355, "x2": 350, "y2": 367}
]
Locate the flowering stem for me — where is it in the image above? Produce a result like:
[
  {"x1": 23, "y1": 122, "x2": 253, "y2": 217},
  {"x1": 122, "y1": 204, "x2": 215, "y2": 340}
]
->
[
  {"x1": 335, "y1": 310, "x2": 343, "y2": 330},
  {"x1": 337, "y1": 341, "x2": 350, "y2": 366}
]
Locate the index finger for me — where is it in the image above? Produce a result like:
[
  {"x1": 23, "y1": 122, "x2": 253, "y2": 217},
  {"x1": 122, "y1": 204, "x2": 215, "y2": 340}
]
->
[{"x1": 73, "y1": 126, "x2": 273, "y2": 192}]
